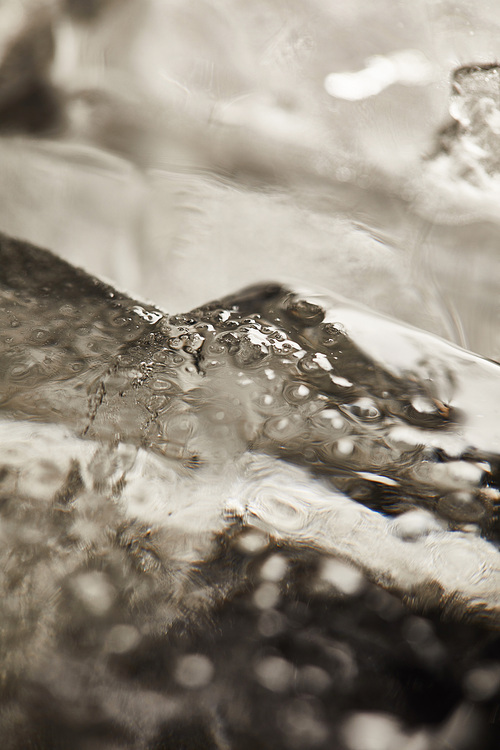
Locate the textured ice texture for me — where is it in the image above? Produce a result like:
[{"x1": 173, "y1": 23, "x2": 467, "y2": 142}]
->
[
  {"x1": 2, "y1": 1, "x2": 500, "y2": 748},
  {"x1": 1, "y1": 235, "x2": 500, "y2": 748}
]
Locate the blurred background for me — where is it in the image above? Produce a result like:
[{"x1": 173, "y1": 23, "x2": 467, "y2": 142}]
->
[{"x1": 0, "y1": 0, "x2": 500, "y2": 358}]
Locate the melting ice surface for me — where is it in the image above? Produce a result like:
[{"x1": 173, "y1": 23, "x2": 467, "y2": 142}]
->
[{"x1": 1, "y1": 233, "x2": 500, "y2": 748}]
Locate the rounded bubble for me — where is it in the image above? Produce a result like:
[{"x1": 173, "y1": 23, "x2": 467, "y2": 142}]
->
[
  {"x1": 343, "y1": 398, "x2": 381, "y2": 421},
  {"x1": 30, "y1": 328, "x2": 55, "y2": 345},
  {"x1": 297, "y1": 665, "x2": 332, "y2": 695},
  {"x1": 285, "y1": 298, "x2": 325, "y2": 327},
  {"x1": 255, "y1": 393, "x2": 280, "y2": 413},
  {"x1": 283, "y1": 381, "x2": 312, "y2": 404},
  {"x1": 105, "y1": 624, "x2": 141, "y2": 654},
  {"x1": 464, "y1": 664, "x2": 500, "y2": 701},
  {"x1": 319, "y1": 437, "x2": 355, "y2": 462},
  {"x1": 280, "y1": 698, "x2": 329, "y2": 747},
  {"x1": 264, "y1": 415, "x2": 302, "y2": 442},
  {"x1": 236, "y1": 529, "x2": 270, "y2": 554},
  {"x1": 258, "y1": 609, "x2": 286, "y2": 637},
  {"x1": 254, "y1": 582, "x2": 280, "y2": 609},
  {"x1": 311, "y1": 408, "x2": 345, "y2": 431},
  {"x1": 254, "y1": 655, "x2": 294, "y2": 692},
  {"x1": 72, "y1": 572, "x2": 115, "y2": 616},
  {"x1": 175, "y1": 654, "x2": 214, "y2": 689},
  {"x1": 438, "y1": 491, "x2": 486, "y2": 523},
  {"x1": 260, "y1": 553, "x2": 288, "y2": 582},
  {"x1": 272, "y1": 342, "x2": 298, "y2": 357},
  {"x1": 9, "y1": 362, "x2": 37, "y2": 381},
  {"x1": 342, "y1": 712, "x2": 406, "y2": 750},
  {"x1": 320, "y1": 322, "x2": 345, "y2": 347},
  {"x1": 150, "y1": 376, "x2": 179, "y2": 393}
]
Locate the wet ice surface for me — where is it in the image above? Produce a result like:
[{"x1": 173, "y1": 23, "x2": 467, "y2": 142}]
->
[
  {"x1": 2, "y1": 1, "x2": 500, "y2": 748},
  {"x1": 1, "y1": 236, "x2": 500, "y2": 748}
]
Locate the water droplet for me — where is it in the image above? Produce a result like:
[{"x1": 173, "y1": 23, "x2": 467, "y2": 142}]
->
[
  {"x1": 312, "y1": 408, "x2": 345, "y2": 430},
  {"x1": 175, "y1": 654, "x2": 214, "y2": 689},
  {"x1": 342, "y1": 712, "x2": 406, "y2": 750},
  {"x1": 236, "y1": 529, "x2": 269, "y2": 554},
  {"x1": 321, "y1": 322, "x2": 345, "y2": 347},
  {"x1": 464, "y1": 664, "x2": 500, "y2": 701},
  {"x1": 254, "y1": 582, "x2": 280, "y2": 609},
  {"x1": 298, "y1": 665, "x2": 332, "y2": 695},
  {"x1": 264, "y1": 415, "x2": 301, "y2": 441},
  {"x1": 105, "y1": 624, "x2": 141, "y2": 654},
  {"x1": 390, "y1": 509, "x2": 443, "y2": 540},
  {"x1": 260, "y1": 553, "x2": 288, "y2": 582},
  {"x1": 30, "y1": 328, "x2": 54, "y2": 345},
  {"x1": 344, "y1": 398, "x2": 381, "y2": 421},
  {"x1": 283, "y1": 381, "x2": 311, "y2": 404},
  {"x1": 285, "y1": 299, "x2": 325, "y2": 327},
  {"x1": 254, "y1": 655, "x2": 294, "y2": 692},
  {"x1": 72, "y1": 572, "x2": 115, "y2": 616},
  {"x1": 319, "y1": 558, "x2": 364, "y2": 595},
  {"x1": 9, "y1": 362, "x2": 35, "y2": 380},
  {"x1": 280, "y1": 698, "x2": 329, "y2": 746},
  {"x1": 336, "y1": 438, "x2": 355, "y2": 456},
  {"x1": 258, "y1": 609, "x2": 286, "y2": 637}
]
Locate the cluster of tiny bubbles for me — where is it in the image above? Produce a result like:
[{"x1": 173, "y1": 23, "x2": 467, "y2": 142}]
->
[{"x1": 0, "y1": 250, "x2": 166, "y2": 423}]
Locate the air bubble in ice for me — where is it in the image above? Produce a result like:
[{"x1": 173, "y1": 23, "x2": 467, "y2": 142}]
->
[
  {"x1": 438, "y1": 491, "x2": 486, "y2": 523},
  {"x1": 285, "y1": 299, "x2": 325, "y2": 327},
  {"x1": 175, "y1": 654, "x2": 214, "y2": 689},
  {"x1": 283, "y1": 381, "x2": 311, "y2": 404},
  {"x1": 319, "y1": 558, "x2": 364, "y2": 596},
  {"x1": 254, "y1": 582, "x2": 281, "y2": 610},
  {"x1": 254, "y1": 655, "x2": 294, "y2": 692}
]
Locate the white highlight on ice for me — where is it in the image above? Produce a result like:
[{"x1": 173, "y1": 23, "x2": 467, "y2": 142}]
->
[{"x1": 324, "y1": 50, "x2": 433, "y2": 101}]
